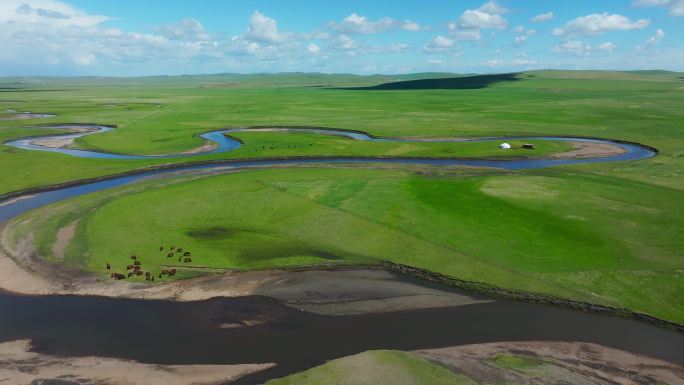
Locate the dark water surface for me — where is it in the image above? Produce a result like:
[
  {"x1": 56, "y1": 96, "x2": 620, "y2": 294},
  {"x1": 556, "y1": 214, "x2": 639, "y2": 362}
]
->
[{"x1": 1, "y1": 292, "x2": 682, "y2": 384}]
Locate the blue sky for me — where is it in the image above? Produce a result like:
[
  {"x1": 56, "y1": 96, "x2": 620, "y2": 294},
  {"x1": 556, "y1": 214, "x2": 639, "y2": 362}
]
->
[{"x1": 1, "y1": 0, "x2": 682, "y2": 76}]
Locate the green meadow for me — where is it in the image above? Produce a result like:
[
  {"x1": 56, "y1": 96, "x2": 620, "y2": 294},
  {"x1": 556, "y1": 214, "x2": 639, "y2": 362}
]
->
[
  {"x1": 2, "y1": 70, "x2": 683, "y2": 322},
  {"x1": 265, "y1": 350, "x2": 476, "y2": 385}
]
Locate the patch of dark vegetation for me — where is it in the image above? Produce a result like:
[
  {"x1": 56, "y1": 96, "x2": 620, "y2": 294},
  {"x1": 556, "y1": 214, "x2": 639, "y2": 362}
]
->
[
  {"x1": 345, "y1": 73, "x2": 522, "y2": 90},
  {"x1": 186, "y1": 226, "x2": 238, "y2": 240}
]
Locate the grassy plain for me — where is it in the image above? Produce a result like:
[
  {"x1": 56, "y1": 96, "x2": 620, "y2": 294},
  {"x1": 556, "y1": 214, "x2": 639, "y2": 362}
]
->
[
  {"x1": 9, "y1": 164, "x2": 684, "y2": 322},
  {"x1": 1, "y1": 70, "x2": 683, "y2": 193},
  {"x1": 2, "y1": 70, "x2": 683, "y2": 322}
]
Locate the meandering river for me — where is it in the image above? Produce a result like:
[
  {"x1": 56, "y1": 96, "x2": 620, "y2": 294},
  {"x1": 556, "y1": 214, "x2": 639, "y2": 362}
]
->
[{"x1": 0, "y1": 120, "x2": 674, "y2": 384}]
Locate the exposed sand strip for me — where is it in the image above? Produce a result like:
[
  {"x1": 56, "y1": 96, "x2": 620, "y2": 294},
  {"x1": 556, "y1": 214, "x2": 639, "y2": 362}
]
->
[
  {"x1": 549, "y1": 141, "x2": 626, "y2": 159},
  {"x1": 30, "y1": 137, "x2": 75, "y2": 149},
  {"x1": 0, "y1": 339, "x2": 273, "y2": 385},
  {"x1": 51, "y1": 220, "x2": 78, "y2": 260},
  {"x1": 416, "y1": 341, "x2": 684, "y2": 385}
]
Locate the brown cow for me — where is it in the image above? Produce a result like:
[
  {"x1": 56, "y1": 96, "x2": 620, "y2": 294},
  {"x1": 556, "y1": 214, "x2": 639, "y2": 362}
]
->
[
  {"x1": 127, "y1": 272, "x2": 134, "y2": 278},
  {"x1": 135, "y1": 270, "x2": 143, "y2": 276},
  {"x1": 169, "y1": 269, "x2": 177, "y2": 276},
  {"x1": 167, "y1": 253, "x2": 173, "y2": 258},
  {"x1": 161, "y1": 269, "x2": 170, "y2": 275},
  {"x1": 133, "y1": 260, "x2": 141, "y2": 266},
  {"x1": 126, "y1": 265, "x2": 134, "y2": 270}
]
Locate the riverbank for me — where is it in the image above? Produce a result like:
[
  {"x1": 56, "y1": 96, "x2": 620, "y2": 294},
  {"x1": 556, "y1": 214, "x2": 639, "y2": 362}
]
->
[
  {"x1": 1, "y1": 218, "x2": 682, "y2": 333},
  {"x1": 0, "y1": 226, "x2": 490, "y2": 314},
  {"x1": 0, "y1": 340, "x2": 272, "y2": 385}
]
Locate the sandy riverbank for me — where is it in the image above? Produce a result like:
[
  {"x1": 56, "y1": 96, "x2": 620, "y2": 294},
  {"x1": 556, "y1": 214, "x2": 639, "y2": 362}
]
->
[
  {"x1": 0, "y1": 339, "x2": 272, "y2": 385},
  {"x1": 0, "y1": 223, "x2": 488, "y2": 314}
]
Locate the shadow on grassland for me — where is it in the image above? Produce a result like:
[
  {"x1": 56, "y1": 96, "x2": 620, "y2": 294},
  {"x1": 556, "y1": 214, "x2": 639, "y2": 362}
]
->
[{"x1": 344, "y1": 73, "x2": 523, "y2": 90}]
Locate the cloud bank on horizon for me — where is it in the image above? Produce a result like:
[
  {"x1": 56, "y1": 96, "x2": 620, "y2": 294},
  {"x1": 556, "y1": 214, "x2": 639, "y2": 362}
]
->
[{"x1": 0, "y1": 0, "x2": 682, "y2": 76}]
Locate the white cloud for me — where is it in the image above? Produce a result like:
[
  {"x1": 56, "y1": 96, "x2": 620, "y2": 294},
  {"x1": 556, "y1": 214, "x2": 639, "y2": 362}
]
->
[
  {"x1": 514, "y1": 35, "x2": 527, "y2": 44},
  {"x1": 636, "y1": 28, "x2": 666, "y2": 50},
  {"x1": 633, "y1": 0, "x2": 684, "y2": 16},
  {"x1": 307, "y1": 43, "x2": 320, "y2": 54},
  {"x1": 0, "y1": 0, "x2": 108, "y2": 26},
  {"x1": 335, "y1": 34, "x2": 356, "y2": 49},
  {"x1": 553, "y1": 40, "x2": 617, "y2": 55},
  {"x1": 448, "y1": 1, "x2": 508, "y2": 41},
  {"x1": 157, "y1": 18, "x2": 209, "y2": 41},
  {"x1": 646, "y1": 28, "x2": 666, "y2": 45},
  {"x1": 457, "y1": 9, "x2": 508, "y2": 29},
  {"x1": 328, "y1": 13, "x2": 421, "y2": 34},
  {"x1": 245, "y1": 11, "x2": 286, "y2": 42},
  {"x1": 598, "y1": 41, "x2": 617, "y2": 51},
  {"x1": 552, "y1": 13, "x2": 650, "y2": 36},
  {"x1": 484, "y1": 58, "x2": 538, "y2": 67},
  {"x1": 531, "y1": 12, "x2": 554, "y2": 23},
  {"x1": 423, "y1": 35, "x2": 455, "y2": 52},
  {"x1": 553, "y1": 40, "x2": 593, "y2": 55},
  {"x1": 447, "y1": 26, "x2": 482, "y2": 41},
  {"x1": 513, "y1": 26, "x2": 537, "y2": 35},
  {"x1": 402, "y1": 20, "x2": 422, "y2": 31},
  {"x1": 478, "y1": 1, "x2": 508, "y2": 14}
]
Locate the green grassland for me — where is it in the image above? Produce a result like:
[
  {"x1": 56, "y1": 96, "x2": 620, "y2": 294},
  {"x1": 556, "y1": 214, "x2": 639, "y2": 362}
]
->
[
  {"x1": 1, "y1": 70, "x2": 683, "y2": 193},
  {"x1": 9, "y1": 164, "x2": 683, "y2": 322},
  {"x1": 2, "y1": 70, "x2": 683, "y2": 323},
  {"x1": 266, "y1": 350, "x2": 476, "y2": 385}
]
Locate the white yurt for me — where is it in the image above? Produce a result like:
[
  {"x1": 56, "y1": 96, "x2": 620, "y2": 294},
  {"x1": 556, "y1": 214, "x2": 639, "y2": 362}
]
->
[{"x1": 499, "y1": 142, "x2": 511, "y2": 149}]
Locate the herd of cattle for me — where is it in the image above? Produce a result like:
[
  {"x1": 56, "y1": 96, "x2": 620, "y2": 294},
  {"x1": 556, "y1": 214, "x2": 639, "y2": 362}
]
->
[{"x1": 109, "y1": 245, "x2": 193, "y2": 281}]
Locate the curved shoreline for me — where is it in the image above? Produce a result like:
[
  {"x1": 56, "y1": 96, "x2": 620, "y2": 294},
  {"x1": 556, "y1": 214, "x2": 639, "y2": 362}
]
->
[
  {"x1": 4, "y1": 121, "x2": 657, "y2": 159},
  {"x1": 0, "y1": 123, "x2": 670, "y2": 335},
  {"x1": 0, "y1": 135, "x2": 657, "y2": 204}
]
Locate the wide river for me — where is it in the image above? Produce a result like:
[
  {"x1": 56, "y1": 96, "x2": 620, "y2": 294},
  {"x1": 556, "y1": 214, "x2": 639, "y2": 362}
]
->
[{"x1": 1, "y1": 122, "x2": 678, "y2": 385}]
